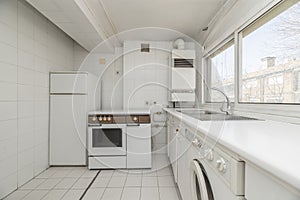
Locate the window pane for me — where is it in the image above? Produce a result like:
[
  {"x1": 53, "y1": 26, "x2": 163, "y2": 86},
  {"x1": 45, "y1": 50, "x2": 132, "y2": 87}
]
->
[
  {"x1": 240, "y1": 1, "x2": 300, "y2": 104},
  {"x1": 208, "y1": 42, "x2": 235, "y2": 102}
]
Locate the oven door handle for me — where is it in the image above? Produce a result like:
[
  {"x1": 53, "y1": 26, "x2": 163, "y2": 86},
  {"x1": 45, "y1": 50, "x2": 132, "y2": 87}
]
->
[{"x1": 127, "y1": 124, "x2": 140, "y2": 126}]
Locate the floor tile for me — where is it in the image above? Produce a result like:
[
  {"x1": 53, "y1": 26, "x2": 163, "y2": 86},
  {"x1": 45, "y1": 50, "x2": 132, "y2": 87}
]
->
[
  {"x1": 127, "y1": 170, "x2": 143, "y2": 176},
  {"x1": 143, "y1": 169, "x2": 157, "y2": 177},
  {"x1": 42, "y1": 190, "x2": 67, "y2": 200},
  {"x1": 36, "y1": 178, "x2": 62, "y2": 190},
  {"x1": 157, "y1": 167, "x2": 172, "y2": 176},
  {"x1": 51, "y1": 169, "x2": 72, "y2": 178},
  {"x1": 91, "y1": 177, "x2": 110, "y2": 188},
  {"x1": 22, "y1": 190, "x2": 49, "y2": 200},
  {"x1": 36, "y1": 170, "x2": 55, "y2": 179},
  {"x1": 140, "y1": 187, "x2": 159, "y2": 200},
  {"x1": 125, "y1": 176, "x2": 142, "y2": 187},
  {"x1": 113, "y1": 170, "x2": 128, "y2": 177},
  {"x1": 82, "y1": 188, "x2": 105, "y2": 200},
  {"x1": 4, "y1": 190, "x2": 31, "y2": 200},
  {"x1": 159, "y1": 187, "x2": 180, "y2": 200},
  {"x1": 72, "y1": 178, "x2": 93, "y2": 189},
  {"x1": 54, "y1": 178, "x2": 78, "y2": 189},
  {"x1": 101, "y1": 188, "x2": 123, "y2": 200},
  {"x1": 98, "y1": 170, "x2": 114, "y2": 178},
  {"x1": 121, "y1": 187, "x2": 140, "y2": 200},
  {"x1": 158, "y1": 176, "x2": 175, "y2": 187},
  {"x1": 61, "y1": 189, "x2": 84, "y2": 200},
  {"x1": 142, "y1": 176, "x2": 158, "y2": 187},
  {"x1": 19, "y1": 178, "x2": 46, "y2": 190},
  {"x1": 108, "y1": 176, "x2": 126, "y2": 188},
  {"x1": 66, "y1": 168, "x2": 86, "y2": 178},
  {"x1": 81, "y1": 170, "x2": 98, "y2": 178}
]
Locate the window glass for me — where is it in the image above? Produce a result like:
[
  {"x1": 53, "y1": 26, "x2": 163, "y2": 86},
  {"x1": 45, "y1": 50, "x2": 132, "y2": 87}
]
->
[
  {"x1": 240, "y1": 1, "x2": 300, "y2": 104},
  {"x1": 207, "y1": 41, "x2": 235, "y2": 102}
]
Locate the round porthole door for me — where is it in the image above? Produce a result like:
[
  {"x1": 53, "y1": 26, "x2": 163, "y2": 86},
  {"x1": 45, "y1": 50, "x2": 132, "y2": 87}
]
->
[{"x1": 190, "y1": 160, "x2": 214, "y2": 200}]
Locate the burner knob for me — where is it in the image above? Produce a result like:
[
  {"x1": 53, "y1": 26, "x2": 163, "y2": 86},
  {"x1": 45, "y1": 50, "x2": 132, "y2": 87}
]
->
[
  {"x1": 92, "y1": 116, "x2": 97, "y2": 121},
  {"x1": 107, "y1": 116, "x2": 111, "y2": 121},
  {"x1": 98, "y1": 116, "x2": 103, "y2": 121},
  {"x1": 133, "y1": 116, "x2": 138, "y2": 121},
  {"x1": 103, "y1": 116, "x2": 107, "y2": 121}
]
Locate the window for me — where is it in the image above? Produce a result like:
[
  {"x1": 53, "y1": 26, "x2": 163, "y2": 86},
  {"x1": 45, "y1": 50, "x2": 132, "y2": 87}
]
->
[
  {"x1": 206, "y1": 40, "x2": 235, "y2": 102},
  {"x1": 240, "y1": 0, "x2": 300, "y2": 104}
]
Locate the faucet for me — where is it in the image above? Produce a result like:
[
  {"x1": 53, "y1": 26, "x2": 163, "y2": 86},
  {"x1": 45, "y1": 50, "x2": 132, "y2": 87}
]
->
[{"x1": 210, "y1": 87, "x2": 232, "y2": 115}]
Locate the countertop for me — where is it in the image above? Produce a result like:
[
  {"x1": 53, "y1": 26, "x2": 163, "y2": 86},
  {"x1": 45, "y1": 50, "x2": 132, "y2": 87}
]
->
[
  {"x1": 88, "y1": 109, "x2": 151, "y2": 115},
  {"x1": 164, "y1": 108, "x2": 300, "y2": 192}
]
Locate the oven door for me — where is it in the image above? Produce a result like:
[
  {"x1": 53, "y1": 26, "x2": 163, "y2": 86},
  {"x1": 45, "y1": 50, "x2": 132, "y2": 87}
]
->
[{"x1": 88, "y1": 124, "x2": 126, "y2": 156}]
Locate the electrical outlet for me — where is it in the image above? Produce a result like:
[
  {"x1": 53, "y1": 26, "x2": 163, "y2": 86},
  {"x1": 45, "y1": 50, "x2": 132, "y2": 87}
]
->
[{"x1": 99, "y1": 58, "x2": 106, "y2": 64}]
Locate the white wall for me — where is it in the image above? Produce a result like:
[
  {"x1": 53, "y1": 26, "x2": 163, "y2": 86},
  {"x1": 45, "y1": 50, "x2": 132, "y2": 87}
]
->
[
  {"x1": 0, "y1": 0, "x2": 74, "y2": 198},
  {"x1": 75, "y1": 47, "x2": 124, "y2": 111}
]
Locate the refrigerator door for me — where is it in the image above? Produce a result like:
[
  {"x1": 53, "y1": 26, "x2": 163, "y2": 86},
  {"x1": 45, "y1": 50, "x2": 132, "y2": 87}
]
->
[
  {"x1": 50, "y1": 73, "x2": 87, "y2": 94},
  {"x1": 50, "y1": 95, "x2": 87, "y2": 165}
]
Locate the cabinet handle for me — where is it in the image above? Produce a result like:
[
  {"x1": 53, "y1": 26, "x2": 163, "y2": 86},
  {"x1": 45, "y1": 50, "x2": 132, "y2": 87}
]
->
[{"x1": 127, "y1": 124, "x2": 140, "y2": 126}]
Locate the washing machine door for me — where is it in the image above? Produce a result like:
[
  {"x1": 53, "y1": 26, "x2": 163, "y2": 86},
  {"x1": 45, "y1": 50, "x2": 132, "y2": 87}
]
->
[{"x1": 190, "y1": 160, "x2": 214, "y2": 200}]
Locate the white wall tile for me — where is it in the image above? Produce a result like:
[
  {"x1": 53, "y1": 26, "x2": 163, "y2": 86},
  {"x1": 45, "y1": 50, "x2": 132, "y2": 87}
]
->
[
  {"x1": 0, "y1": 43, "x2": 18, "y2": 65},
  {"x1": 18, "y1": 0, "x2": 35, "y2": 38},
  {"x1": 0, "y1": 1, "x2": 76, "y2": 198},
  {"x1": 0, "y1": 0, "x2": 17, "y2": 30},
  {"x1": 0, "y1": 102, "x2": 17, "y2": 121},
  {"x1": 0, "y1": 22, "x2": 17, "y2": 47},
  {"x1": 0, "y1": 63, "x2": 17, "y2": 83},
  {"x1": 0, "y1": 82, "x2": 18, "y2": 101}
]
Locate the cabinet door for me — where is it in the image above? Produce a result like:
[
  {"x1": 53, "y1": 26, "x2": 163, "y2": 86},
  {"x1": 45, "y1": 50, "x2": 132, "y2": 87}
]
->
[
  {"x1": 245, "y1": 164, "x2": 300, "y2": 200},
  {"x1": 177, "y1": 135, "x2": 191, "y2": 200},
  {"x1": 127, "y1": 124, "x2": 151, "y2": 168},
  {"x1": 169, "y1": 126, "x2": 178, "y2": 182}
]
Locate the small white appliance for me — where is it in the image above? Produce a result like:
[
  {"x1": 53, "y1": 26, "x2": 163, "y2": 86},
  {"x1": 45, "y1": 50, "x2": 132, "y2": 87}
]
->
[
  {"x1": 170, "y1": 49, "x2": 196, "y2": 104},
  {"x1": 49, "y1": 72, "x2": 100, "y2": 166},
  {"x1": 177, "y1": 128, "x2": 245, "y2": 200},
  {"x1": 88, "y1": 113, "x2": 151, "y2": 169}
]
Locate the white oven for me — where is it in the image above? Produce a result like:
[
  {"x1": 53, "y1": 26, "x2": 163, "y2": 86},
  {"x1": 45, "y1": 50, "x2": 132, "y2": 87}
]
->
[{"x1": 88, "y1": 124, "x2": 127, "y2": 156}]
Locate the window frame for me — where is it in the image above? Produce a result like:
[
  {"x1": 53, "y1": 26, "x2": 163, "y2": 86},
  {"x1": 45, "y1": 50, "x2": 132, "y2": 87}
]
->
[
  {"x1": 203, "y1": 36, "x2": 235, "y2": 104},
  {"x1": 201, "y1": 0, "x2": 300, "y2": 120}
]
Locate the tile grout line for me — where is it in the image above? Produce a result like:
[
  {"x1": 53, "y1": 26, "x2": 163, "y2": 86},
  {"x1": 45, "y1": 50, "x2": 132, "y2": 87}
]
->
[
  {"x1": 118, "y1": 170, "x2": 128, "y2": 200},
  {"x1": 79, "y1": 170, "x2": 101, "y2": 200}
]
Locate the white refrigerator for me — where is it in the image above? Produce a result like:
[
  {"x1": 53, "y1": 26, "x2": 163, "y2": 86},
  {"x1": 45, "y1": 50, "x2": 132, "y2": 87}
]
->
[{"x1": 49, "y1": 72, "x2": 100, "y2": 165}]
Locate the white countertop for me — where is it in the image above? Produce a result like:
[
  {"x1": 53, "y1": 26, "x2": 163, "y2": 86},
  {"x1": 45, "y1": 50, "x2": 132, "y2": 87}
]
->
[
  {"x1": 89, "y1": 109, "x2": 151, "y2": 115},
  {"x1": 164, "y1": 108, "x2": 300, "y2": 192}
]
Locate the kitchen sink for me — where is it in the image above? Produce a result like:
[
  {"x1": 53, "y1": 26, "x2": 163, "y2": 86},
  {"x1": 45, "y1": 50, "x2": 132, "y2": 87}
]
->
[{"x1": 177, "y1": 109, "x2": 260, "y2": 121}]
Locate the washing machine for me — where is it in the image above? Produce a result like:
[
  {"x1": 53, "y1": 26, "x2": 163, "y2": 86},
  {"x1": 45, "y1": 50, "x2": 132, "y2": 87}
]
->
[{"x1": 183, "y1": 128, "x2": 246, "y2": 200}]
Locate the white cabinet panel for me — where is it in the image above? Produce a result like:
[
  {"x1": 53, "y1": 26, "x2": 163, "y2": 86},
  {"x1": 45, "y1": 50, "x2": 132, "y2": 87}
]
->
[
  {"x1": 169, "y1": 124, "x2": 178, "y2": 182},
  {"x1": 245, "y1": 164, "x2": 300, "y2": 200},
  {"x1": 50, "y1": 95, "x2": 87, "y2": 165},
  {"x1": 177, "y1": 134, "x2": 192, "y2": 200},
  {"x1": 171, "y1": 68, "x2": 196, "y2": 90},
  {"x1": 50, "y1": 73, "x2": 87, "y2": 94},
  {"x1": 127, "y1": 124, "x2": 151, "y2": 168}
]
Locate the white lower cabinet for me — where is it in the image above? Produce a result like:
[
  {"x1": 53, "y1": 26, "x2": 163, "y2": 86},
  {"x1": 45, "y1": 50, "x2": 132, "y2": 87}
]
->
[
  {"x1": 245, "y1": 164, "x2": 300, "y2": 200},
  {"x1": 127, "y1": 124, "x2": 151, "y2": 168},
  {"x1": 169, "y1": 123, "x2": 178, "y2": 182},
  {"x1": 177, "y1": 133, "x2": 191, "y2": 200}
]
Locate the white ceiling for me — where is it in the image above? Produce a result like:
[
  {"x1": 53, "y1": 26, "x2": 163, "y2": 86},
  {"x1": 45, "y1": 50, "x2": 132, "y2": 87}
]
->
[
  {"x1": 100, "y1": 0, "x2": 228, "y2": 39},
  {"x1": 26, "y1": 0, "x2": 228, "y2": 52}
]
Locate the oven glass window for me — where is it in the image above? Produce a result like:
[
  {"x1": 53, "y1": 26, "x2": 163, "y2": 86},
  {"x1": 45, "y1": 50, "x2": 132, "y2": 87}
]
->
[{"x1": 92, "y1": 128, "x2": 122, "y2": 148}]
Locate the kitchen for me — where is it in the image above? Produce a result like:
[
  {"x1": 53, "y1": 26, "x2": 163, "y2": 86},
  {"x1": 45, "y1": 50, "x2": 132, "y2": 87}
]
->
[{"x1": 1, "y1": 0, "x2": 300, "y2": 200}]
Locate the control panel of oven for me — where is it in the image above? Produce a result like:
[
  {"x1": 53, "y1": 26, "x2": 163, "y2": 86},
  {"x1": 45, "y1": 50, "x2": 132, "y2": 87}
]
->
[{"x1": 88, "y1": 114, "x2": 151, "y2": 125}]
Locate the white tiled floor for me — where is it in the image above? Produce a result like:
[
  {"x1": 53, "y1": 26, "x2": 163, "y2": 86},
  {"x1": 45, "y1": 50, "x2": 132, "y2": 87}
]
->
[{"x1": 4, "y1": 154, "x2": 181, "y2": 200}]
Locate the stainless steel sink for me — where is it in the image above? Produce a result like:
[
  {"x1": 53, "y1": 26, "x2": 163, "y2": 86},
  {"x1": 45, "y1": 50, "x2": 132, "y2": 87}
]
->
[{"x1": 177, "y1": 109, "x2": 260, "y2": 121}]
